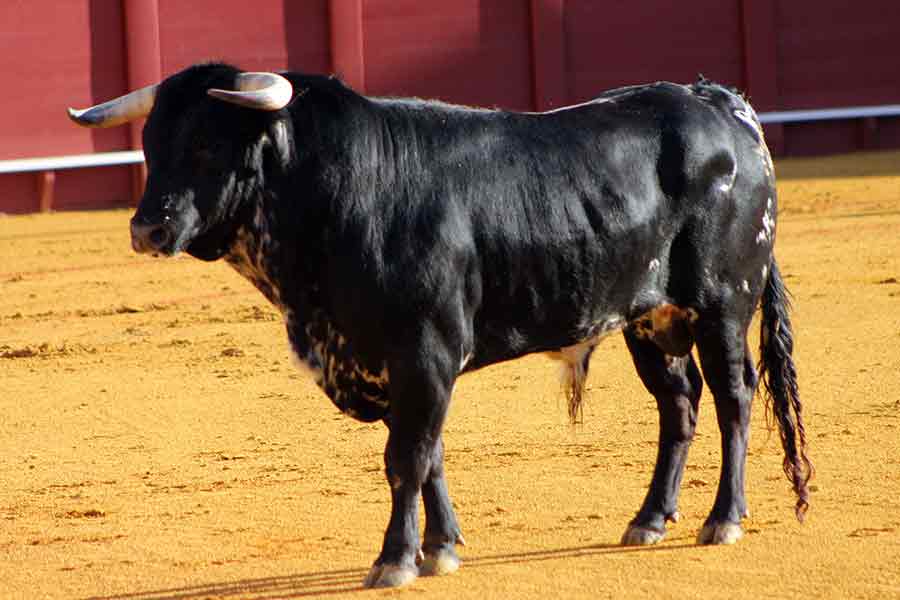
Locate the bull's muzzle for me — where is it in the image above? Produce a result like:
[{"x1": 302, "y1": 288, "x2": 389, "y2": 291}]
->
[{"x1": 130, "y1": 216, "x2": 173, "y2": 255}]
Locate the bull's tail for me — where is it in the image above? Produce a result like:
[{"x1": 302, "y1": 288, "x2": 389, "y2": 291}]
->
[{"x1": 757, "y1": 258, "x2": 813, "y2": 521}]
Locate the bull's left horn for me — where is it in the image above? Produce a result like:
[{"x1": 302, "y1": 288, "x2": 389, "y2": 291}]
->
[
  {"x1": 67, "y1": 83, "x2": 158, "y2": 128},
  {"x1": 207, "y1": 72, "x2": 293, "y2": 111}
]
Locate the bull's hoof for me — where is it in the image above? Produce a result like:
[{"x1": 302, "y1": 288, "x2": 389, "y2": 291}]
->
[
  {"x1": 620, "y1": 524, "x2": 665, "y2": 546},
  {"x1": 419, "y1": 547, "x2": 461, "y2": 577},
  {"x1": 697, "y1": 521, "x2": 743, "y2": 545},
  {"x1": 363, "y1": 563, "x2": 418, "y2": 588}
]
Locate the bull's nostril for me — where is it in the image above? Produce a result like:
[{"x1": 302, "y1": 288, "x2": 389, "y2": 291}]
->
[{"x1": 148, "y1": 227, "x2": 171, "y2": 248}]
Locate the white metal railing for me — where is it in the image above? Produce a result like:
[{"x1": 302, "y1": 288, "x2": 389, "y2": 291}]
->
[
  {"x1": 0, "y1": 150, "x2": 145, "y2": 174},
  {"x1": 0, "y1": 150, "x2": 145, "y2": 211},
  {"x1": 758, "y1": 104, "x2": 900, "y2": 124}
]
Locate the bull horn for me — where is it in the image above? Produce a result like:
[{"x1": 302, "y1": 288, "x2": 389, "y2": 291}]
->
[
  {"x1": 67, "y1": 83, "x2": 158, "y2": 128},
  {"x1": 207, "y1": 72, "x2": 293, "y2": 111}
]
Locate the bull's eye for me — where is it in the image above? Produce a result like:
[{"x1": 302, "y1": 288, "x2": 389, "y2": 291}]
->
[
  {"x1": 193, "y1": 148, "x2": 222, "y2": 177},
  {"x1": 195, "y1": 148, "x2": 216, "y2": 164}
]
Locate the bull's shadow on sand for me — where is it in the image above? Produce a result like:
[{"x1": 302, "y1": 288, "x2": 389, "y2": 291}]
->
[{"x1": 84, "y1": 542, "x2": 694, "y2": 599}]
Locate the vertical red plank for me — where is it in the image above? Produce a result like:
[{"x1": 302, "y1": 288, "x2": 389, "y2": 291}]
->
[
  {"x1": 739, "y1": 0, "x2": 783, "y2": 154},
  {"x1": 123, "y1": 0, "x2": 161, "y2": 203},
  {"x1": 123, "y1": 0, "x2": 162, "y2": 148},
  {"x1": 328, "y1": 0, "x2": 366, "y2": 92},
  {"x1": 529, "y1": 0, "x2": 567, "y2": 111}
]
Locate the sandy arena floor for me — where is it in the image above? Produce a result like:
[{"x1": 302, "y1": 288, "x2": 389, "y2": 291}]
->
[{"x1": 1, "y1": 151, "x2": 899, "y2": 599}]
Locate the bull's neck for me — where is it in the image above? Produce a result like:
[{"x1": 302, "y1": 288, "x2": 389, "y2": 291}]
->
[{"x1": 223, "y1": 192, "x2": 315, "y2": 317}]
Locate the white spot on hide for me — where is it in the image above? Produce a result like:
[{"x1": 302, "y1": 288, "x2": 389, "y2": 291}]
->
[
  {"x1": 288, "y1": 339, "x2": 324, "y2": 385},
  {"x1": 718, "y1": 161, "x2": 737, "y2": 193},
  {"x1": 733, "y1": 108, "x2": 762, "y2": 139},
  {"x1": 756, "y1": 197, "x2": 775, "y2": 245}
]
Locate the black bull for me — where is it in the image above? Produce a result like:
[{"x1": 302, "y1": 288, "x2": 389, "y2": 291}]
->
[{"x1": 69, "y1": 63, "x2": 812, "y2": 588}]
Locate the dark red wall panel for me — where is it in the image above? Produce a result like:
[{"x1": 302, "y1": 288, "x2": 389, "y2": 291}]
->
[
  {"x1": 873, "y1": 118, "x2": 900, "y2": 152},
  {"x1": 54, "y1": 167, "x2": 134, "y2": 211},
  {"x1": 362, "y1": 0, "x2": 533, "y2": 110},
  {"x1": 158, "y1": 1, "x2": 330, "y2": 75},
  {"x1": 0, "y1": 1, "x2": 129, "y2": 159},
  {"x1": 777, "y1": 0, "x2": 899, "y2": 109},
  {"x1": 565, "y1": 1, "x2": 745, "y2": 103},
  {"x1": 0, "y1": 174, "x2": 39, "y2": 215},
  {"x1": 783, "y1": 121, "x2": 860, "y2": 157}
]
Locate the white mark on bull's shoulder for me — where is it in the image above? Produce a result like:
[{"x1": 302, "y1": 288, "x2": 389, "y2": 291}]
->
[
  {"x1": 648, "y1": 258, "x2": 661, "y2": 272},
  {"x1": 741, "y1": 280, "x2": 751, "y2": 294}
]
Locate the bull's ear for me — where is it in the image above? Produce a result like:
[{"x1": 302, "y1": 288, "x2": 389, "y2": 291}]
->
[{"x1": 261, "y1": 119, "x2": 294, "y2": 170}]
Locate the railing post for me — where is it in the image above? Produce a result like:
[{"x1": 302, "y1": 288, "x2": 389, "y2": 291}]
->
[
  {"x1": 123, "y1": 0, "x2": 162, "y2": 205},
  {"x1": 37, "y1": 170, "x2": 56, "y2": 213},
  {"x1": 328, "y1": 0, "x2": 366, "y2": 92},
  {"x1": 740, "y1": 0, "x2": 783, "y2": 155},
  {"x1": 529, "y1": 0, "x2": 567, "y2": 111},
  {"x1": 859, "y1": 117, "x2": 879, "y2": 150}
]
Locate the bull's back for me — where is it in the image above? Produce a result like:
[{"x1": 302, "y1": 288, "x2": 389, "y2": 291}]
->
[{"x1": 354, "y1": 82, "x2": 771, "y2": 366}]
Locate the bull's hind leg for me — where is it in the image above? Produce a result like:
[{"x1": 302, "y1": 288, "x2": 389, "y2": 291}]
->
[
  {"x1": 693, "y1": 315, "x2": 757, "y2": 544},
  {"x1": 420, "y1": 435, "x2": 465, "y2": 576},
  {"x1": 621, "y1": 330, "x2": 702, "y2": 545}
]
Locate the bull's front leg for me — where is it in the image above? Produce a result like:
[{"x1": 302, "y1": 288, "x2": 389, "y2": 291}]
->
[
  {"x1": 420, "y1": 435, "x2": 465, "y2": 575},
  {"x1": 364, "y1": 346, "x2": 458, "y2": 588}
]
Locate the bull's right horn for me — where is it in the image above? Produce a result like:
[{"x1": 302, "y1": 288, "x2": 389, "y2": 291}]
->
[
  {"x1": 207, "y1": 72, "x2": 293, "y2": 111},
  {"x1": 67, "y1": 83, "x2": 158, "y2": 128}
]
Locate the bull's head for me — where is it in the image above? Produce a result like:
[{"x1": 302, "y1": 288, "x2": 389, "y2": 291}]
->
[{"x1": 68, "y1": 64, "x2": 294, "y2": 260}]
